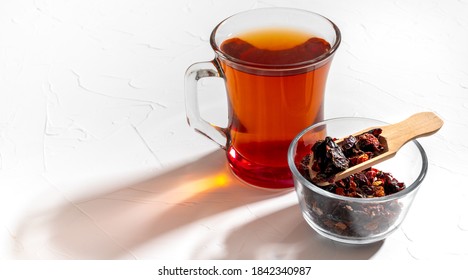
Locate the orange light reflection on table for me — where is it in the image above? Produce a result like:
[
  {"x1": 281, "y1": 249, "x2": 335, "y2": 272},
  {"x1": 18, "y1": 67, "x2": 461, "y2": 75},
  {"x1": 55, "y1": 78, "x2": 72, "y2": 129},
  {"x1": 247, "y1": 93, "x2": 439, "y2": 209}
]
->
[{"x1": 190, "y1": 172, "x2": 231, "y2": 193}]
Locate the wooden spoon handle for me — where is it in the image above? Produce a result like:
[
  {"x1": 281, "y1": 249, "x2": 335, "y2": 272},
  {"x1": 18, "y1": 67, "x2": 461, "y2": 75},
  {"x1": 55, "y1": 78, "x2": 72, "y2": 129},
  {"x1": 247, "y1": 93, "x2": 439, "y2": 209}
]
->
[{"x1": 383, "y1": 112, "x2": 444, "y2": 151}]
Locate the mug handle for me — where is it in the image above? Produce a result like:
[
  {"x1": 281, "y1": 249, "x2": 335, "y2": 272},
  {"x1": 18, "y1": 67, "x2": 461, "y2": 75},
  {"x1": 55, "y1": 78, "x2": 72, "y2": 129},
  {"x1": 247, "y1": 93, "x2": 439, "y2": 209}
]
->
[{"x1": 185, "y1": 60, "x2": 228, "y2": 149}]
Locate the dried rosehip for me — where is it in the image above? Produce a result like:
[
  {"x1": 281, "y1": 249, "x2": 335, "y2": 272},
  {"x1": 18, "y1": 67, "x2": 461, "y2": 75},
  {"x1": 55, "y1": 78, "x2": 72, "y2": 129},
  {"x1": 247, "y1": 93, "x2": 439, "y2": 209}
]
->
[
  {"x1": 342, "y1": 135, "x2": 357, "y2": 151},
  {"x1": 311, "y1": 136, "x2": 349, "y2": 178},
  {"x1": 382, "y1": 173, "x2": 406, "y2": 195},
  {"x1": 365, "y1": 169, "x2": 378, "y2": 181},
  {"x1": 360, "y1": 185, "x2": 375, "y2": 197},
  {"x1": 374, "y1": 185, "x2": 386, "y2": 197},
  {"x1": 356, "y1": 133, "x2": 384, "y2": 153},
  {"x1": 354, "y1": 172, "x2": 370, "y2": 186},
  {"x1": 368, "y1": 128, "x2": 383, "y2": 137}
]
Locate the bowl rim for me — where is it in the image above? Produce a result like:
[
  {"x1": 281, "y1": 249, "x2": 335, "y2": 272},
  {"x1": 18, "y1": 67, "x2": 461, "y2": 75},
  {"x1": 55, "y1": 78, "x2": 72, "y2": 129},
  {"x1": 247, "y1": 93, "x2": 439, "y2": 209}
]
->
[{"x1": 287, "y1": 116, "x2": 428, "y2": 203}]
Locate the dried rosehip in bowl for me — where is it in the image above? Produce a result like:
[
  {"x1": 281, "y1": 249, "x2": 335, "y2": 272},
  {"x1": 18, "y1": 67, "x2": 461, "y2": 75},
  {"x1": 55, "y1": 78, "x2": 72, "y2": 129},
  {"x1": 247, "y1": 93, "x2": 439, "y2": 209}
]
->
[
  {"x1": 288, "y1": 117, "x2": 428, "y2": 244},
  {"x1": 306, "y1": 129, "x2": 388, "y2": 186}
]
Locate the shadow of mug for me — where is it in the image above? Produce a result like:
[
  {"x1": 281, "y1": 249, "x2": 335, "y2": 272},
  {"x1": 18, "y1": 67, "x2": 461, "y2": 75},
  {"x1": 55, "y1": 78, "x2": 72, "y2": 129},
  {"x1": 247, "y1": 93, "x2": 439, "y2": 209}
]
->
[
  {"x1": 12, "y1": 150, "x2": 290, "y2": 259},
  {"x1": 12, "y1": 149, "x2": 382, "y2": 259}
]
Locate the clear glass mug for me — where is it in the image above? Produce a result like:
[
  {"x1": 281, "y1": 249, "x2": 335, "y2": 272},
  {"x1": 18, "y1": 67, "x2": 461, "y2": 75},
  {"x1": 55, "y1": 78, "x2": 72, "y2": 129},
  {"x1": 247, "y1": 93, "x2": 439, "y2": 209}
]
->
[{"x1": 185, "y1": 8, "x2": 341, "y2": 189}]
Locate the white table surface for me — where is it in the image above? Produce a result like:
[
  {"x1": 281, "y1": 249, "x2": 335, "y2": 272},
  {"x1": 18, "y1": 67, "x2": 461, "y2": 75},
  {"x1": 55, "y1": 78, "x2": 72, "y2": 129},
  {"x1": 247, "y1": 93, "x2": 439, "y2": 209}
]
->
[{"x1": 1, "y1": 0, "x2": 467, "y2": 260}]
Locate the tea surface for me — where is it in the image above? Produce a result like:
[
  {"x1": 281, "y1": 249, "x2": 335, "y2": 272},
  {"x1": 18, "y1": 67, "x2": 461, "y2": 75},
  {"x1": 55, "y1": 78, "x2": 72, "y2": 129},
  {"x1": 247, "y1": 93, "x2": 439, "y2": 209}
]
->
[{"x1": 220, "y1": 28, "x2": 331, "y2": 66}]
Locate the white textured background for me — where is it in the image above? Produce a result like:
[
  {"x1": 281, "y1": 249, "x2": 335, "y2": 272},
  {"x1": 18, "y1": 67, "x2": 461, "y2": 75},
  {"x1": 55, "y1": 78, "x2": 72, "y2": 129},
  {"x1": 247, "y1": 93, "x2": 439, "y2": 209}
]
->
[{"x1": 0, "y1": 0, "x2": 467, "y2": 260}]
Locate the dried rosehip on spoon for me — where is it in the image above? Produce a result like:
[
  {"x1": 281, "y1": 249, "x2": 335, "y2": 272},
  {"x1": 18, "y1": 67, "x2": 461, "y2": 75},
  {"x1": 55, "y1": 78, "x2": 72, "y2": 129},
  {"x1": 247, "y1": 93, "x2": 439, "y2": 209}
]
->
[{"x1": 308, "y1": 112, "x2": 444, "y2": 185}]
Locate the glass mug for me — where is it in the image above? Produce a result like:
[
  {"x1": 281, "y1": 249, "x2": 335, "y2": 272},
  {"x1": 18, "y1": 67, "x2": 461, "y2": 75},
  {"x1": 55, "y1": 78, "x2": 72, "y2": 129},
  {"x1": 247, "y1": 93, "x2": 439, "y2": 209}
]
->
[{"x1": 185, "y1": 8, "x2": 341, "y2": 189}]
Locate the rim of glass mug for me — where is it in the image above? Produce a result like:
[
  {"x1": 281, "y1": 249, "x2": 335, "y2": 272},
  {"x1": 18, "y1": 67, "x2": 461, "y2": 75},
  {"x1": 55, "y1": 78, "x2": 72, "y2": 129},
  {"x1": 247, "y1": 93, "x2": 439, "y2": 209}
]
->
[
  {"x1": 210, "y1": 7, "x2": 341, "y2": 73},
  {"x1": 287, "y1": 117, "x2": 428, "y2": 203}
]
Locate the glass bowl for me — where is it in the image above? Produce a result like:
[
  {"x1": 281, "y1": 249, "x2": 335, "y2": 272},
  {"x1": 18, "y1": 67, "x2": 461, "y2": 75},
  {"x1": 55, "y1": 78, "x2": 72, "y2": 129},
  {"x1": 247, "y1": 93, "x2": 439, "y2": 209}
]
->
[{"x1": 288, "y1": 117, "x2": 428, "y2": 244}]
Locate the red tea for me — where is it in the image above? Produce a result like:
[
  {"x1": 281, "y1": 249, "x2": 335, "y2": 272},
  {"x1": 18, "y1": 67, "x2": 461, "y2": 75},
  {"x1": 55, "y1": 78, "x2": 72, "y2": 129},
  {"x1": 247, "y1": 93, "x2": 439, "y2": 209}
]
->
[{"x1": 219, "y1": 28, "x2": 332, "y2": 188}]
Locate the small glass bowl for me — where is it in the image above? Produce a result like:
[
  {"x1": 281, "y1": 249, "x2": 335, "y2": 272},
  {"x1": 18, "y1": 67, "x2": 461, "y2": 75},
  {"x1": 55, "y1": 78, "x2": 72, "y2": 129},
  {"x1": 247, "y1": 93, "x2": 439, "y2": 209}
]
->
[{"x1": 288, "y1": 117, "x2": 428, "y2": 244}]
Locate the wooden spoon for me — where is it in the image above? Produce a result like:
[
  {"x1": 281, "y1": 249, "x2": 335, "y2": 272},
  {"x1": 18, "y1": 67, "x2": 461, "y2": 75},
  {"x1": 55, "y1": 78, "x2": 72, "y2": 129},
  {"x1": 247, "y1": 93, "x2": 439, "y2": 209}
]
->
[{"x1": 314, "y1": 112, "x2": 444, "y2": 185}]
